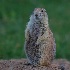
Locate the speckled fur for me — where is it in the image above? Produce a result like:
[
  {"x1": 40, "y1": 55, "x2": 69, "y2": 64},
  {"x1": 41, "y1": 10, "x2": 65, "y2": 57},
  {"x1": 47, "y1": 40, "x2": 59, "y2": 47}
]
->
[{"x1": 24, "y1": 8, "x2": 56, "y2": 66}]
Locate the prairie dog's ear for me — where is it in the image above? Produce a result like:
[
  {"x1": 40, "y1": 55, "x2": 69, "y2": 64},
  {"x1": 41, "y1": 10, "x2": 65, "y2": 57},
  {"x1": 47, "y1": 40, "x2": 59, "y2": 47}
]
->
[
  {"x1": 44, "y1": 9, "x2": 46, "y2": 12},
  {"x1": 41, "y1": 8, "x2": 46, "y2": 12}
]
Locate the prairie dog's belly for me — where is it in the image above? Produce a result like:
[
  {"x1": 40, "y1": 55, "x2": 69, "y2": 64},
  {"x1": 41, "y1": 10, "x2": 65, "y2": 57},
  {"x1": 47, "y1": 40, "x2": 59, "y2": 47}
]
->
[{"x1": 25, "y1": 23, "x2": 41, "y2": 65}]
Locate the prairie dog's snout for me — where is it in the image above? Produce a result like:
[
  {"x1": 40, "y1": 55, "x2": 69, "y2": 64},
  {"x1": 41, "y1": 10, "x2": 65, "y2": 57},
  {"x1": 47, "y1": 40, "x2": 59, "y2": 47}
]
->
[{"x1": 35, "y1": 14, "x2": 38, "y2": 17}]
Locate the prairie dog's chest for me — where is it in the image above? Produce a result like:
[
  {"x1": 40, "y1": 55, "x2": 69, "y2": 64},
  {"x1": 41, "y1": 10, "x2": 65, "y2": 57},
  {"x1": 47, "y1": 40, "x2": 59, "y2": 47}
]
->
[
  {"x1": 32, "y1": 23, "x2": 40, "y2": 34},
  {"x1": 31, "y1": 23, "x2": 45, "y2": 37}
]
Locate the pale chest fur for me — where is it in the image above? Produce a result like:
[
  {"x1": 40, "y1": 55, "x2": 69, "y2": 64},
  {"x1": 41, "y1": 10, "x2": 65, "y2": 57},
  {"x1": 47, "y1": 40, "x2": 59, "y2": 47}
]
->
[{"x1": 29, "y1": 22, "x2": 48, "y2": 39}]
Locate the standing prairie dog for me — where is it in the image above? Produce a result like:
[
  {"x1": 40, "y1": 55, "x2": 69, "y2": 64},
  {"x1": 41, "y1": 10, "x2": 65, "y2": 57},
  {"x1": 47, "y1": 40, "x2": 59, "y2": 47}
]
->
[{"x1": 24, "y1": 8, "x2": 56, "y2": 66}]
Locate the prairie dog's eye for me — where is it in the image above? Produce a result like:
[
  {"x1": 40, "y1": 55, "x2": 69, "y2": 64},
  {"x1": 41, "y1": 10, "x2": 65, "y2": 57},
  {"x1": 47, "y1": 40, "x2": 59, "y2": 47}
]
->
[{"x1": 41, "y1": 10, "x2": 44, "y2": 12}]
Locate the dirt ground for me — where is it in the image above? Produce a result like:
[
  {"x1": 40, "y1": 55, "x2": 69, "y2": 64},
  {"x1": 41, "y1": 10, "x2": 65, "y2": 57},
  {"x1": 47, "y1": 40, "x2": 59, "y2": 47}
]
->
[{"x1": 0, "y1": 59, "x2": 70, "y2": 70}]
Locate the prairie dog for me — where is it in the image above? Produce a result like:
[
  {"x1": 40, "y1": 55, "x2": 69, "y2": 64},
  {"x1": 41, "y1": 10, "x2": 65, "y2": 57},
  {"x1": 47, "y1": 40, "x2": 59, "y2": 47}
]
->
[{"x1": 24, "y1": 8, "x2": 56, "y2": 66}]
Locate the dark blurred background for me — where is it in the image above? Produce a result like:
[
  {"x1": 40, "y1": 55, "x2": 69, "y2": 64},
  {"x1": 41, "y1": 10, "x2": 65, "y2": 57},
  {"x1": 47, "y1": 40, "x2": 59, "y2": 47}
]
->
[{"x1": 0, "y1": 0, "x2": 70, "y2": 60}]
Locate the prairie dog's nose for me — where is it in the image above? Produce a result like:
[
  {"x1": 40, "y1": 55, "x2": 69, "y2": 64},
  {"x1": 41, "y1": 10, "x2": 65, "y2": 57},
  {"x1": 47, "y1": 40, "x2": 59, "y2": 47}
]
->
[{"x1": 35, "y1": 14, "x2": 38, "y2": 17}]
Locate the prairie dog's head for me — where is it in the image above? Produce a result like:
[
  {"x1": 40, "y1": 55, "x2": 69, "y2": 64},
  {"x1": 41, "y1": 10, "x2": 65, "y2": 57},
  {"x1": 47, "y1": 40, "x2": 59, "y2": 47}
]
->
[{"x1": 31, "y1": 8, "x2": 48, "y2": 22}]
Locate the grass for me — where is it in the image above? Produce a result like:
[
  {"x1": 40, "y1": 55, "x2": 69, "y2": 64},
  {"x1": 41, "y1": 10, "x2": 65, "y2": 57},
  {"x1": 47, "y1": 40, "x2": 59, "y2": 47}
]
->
[{"x1": 0, "y1": 0, "x2": 70, "y2": 60}]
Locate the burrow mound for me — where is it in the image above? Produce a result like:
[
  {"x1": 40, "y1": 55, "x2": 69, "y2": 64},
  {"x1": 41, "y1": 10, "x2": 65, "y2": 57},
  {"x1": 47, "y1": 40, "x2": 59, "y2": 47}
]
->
[{"x1": 0, "y1": 59, "x2": 70, "y2": 70}]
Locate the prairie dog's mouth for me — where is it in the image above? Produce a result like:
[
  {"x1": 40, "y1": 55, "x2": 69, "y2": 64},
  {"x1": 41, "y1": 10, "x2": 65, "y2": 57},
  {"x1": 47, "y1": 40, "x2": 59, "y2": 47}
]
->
[{"x1": 34, "y1": 12, "x2": 44, "y2": 19}]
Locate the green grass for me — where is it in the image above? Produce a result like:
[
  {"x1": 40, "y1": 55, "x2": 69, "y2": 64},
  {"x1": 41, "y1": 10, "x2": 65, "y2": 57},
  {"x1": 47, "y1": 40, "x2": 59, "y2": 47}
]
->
[{"x1": 0, "y1": 0, "x2": 70, "y2": 60}]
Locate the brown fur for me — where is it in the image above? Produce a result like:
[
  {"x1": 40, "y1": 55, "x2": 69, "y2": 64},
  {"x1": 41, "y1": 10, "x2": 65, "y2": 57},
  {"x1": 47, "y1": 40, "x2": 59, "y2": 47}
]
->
[{"x1": 24, "y1": 8, "x2": 56, "y2": 66}]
